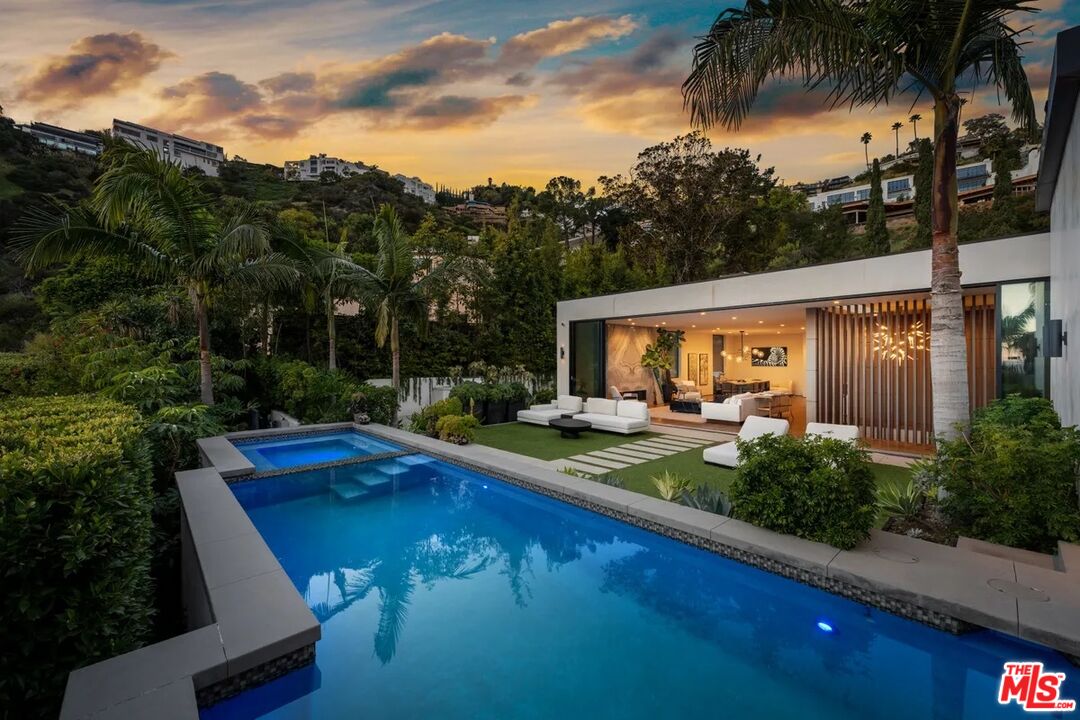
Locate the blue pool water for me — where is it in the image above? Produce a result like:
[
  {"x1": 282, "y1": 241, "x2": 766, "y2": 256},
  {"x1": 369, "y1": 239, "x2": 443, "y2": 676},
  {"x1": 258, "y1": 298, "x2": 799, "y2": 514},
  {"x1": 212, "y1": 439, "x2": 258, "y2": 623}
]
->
[
  {"x1": 204, "y1": 456, "x2": 1076, "y2": 719},
  {"x1": 232, "y1": 431, "x2": 402, "y2": 471}
]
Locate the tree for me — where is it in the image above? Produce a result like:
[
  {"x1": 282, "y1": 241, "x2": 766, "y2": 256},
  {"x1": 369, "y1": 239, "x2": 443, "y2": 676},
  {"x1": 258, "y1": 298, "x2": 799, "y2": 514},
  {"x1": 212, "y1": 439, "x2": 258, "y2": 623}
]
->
[
  {"x1": 340, "y1": 205, "x2": 461, "y2": 414},
  {"x1": 682, "y1": 0, "x2": 1037, "y2": 440},
  {"x1": 891, "y1": 121, "x2": 904, "y2": 156},
  {"x1": 914, "y1": 138, "x2": 934, "y2": 247},
  {"x1": 860, "y1": 132, "x2": 873, "y2": 168},
  {"x1": 865, "y1": 159, "x2": 888, "y2": 255},
  {"x1": 13, "y1": 145, "x2": 295, "y2": 404},
  {"x1": 910, "y1": 113, "x2": 922, "y2": 141},
  {"x1": 599, "y1": 132, "x2": 775, "y2": 283}
]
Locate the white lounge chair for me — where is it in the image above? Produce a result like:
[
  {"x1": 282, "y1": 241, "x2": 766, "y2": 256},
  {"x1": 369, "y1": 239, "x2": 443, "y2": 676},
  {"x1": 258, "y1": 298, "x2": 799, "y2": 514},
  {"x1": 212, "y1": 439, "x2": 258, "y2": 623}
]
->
[
  {"x1": 804, "y1": 422, "x2": 861, "y2": 442},
  {"x1": 702, "y1": 415, "x2": 790, "y2": 467},
  {"x1": 574, "y1": 398, "x2": 650, "y2": 434},
  {"x1": 516, "y1": 395, "x2": 582, "y2": 426}
]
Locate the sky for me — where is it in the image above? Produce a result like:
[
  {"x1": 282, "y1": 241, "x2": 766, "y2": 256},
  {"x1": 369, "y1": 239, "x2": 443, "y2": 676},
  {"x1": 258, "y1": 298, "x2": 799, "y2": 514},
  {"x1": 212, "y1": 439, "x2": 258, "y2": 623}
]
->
[{"x1": 1, "y1": 0, "x2": 1077, "y2": 189}]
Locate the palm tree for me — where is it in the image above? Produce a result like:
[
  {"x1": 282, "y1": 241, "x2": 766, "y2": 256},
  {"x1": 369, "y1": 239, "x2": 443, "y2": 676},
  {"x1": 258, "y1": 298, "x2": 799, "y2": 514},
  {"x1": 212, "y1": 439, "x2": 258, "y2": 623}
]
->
[
  {"x1": 860, "y1": 132, "x2": 873, "y2": 168},
  {"x1": 14, "y1": 145, "x2": 295, "y2": 404},
  {"x1": 910, "y1": 113, "x2": 922, "y2": 141},
  {"x1": 891, "y1": 121, "x2": 904, "y2": 156},
  {"x1": 339, "y1": 205, "x2": 461, "y2": 415},
  {"x1": 683, "y1": 0, "x2": 1037, "y2": 440}
]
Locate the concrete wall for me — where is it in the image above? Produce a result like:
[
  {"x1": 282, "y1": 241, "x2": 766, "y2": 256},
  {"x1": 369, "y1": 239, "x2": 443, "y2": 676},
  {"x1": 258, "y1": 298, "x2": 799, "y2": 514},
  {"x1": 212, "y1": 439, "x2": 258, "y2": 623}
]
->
[
  {"x1": 1050, "y1": 95, "x2": 1080, "y2": 426},
  {"x1": 557, "y1": 234, "x2": 1051, "y2": 396}
]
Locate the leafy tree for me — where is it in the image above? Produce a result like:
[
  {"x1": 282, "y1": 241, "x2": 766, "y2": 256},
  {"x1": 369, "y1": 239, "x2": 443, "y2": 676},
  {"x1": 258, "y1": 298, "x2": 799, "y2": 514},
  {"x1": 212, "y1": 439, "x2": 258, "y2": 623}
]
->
[
  {"x1": 864, "y1": 158, "x2": 888, "y2": 255},
  {"x1": 683, "y1": 0, "x2": 1037, "y2": 440},
  {"x1": 600, "y1": 132, "x2": 775, "y2": 283},
  {"x1": 13, "y1": 145, "x2": 296, "y2": 404}
]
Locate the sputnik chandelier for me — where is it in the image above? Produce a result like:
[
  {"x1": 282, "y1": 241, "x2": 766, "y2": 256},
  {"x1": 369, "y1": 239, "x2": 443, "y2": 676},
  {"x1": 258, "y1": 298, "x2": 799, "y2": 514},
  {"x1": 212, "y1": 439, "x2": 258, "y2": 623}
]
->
[{"x1": 872, "y1": 320, "x2": 928, "y2": 364}]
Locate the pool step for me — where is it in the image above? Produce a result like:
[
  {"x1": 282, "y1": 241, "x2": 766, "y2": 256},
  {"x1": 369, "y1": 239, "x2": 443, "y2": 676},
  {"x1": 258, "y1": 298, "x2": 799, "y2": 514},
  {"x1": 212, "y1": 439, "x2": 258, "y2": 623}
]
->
[{"x1": 330, "y1": 482, "x2": 370, "y2": 501}]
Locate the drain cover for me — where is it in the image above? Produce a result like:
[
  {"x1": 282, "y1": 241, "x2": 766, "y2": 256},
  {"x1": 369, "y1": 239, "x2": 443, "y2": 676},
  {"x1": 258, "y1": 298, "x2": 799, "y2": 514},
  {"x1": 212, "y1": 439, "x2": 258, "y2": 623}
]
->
[
  {"x1": 987, "y1": 578, "x2": 1050, "y2": 602},
  {"x1": 872, "y1": 547, "x2": 919, "y2": 563}
]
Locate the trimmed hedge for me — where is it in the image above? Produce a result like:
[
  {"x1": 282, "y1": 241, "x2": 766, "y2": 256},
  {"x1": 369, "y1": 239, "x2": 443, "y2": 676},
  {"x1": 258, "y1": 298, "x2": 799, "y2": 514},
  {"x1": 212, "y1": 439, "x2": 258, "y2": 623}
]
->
[
  {"x1": 731, "y1": 434, "x2": 877, "y2": 550},
  {"x1": 0, "y1": 395, "x2": 155, "y2": 716}
]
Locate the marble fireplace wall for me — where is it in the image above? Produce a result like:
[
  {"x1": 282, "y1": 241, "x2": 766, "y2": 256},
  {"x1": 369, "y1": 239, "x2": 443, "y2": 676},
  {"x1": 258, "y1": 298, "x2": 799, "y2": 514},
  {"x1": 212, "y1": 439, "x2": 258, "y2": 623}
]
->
[{"x1": 606, "y1": 324, "x2": 658, "y2": 404}]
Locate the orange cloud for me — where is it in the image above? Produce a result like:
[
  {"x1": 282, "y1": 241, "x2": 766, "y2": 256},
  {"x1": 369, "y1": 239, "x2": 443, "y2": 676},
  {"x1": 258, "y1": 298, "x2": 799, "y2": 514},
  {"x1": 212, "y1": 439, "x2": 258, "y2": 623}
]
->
[
  {"x1": 17, "y1": 32, "x2": 171, "y2": 109},
  {"x1": 500, "y1": 15, "x2": 637, "y2": 67}
]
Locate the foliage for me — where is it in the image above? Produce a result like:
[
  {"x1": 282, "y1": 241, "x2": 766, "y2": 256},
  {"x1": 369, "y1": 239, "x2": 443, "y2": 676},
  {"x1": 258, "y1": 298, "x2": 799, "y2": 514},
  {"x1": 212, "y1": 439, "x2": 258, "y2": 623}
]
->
[
  {"x1": 272, "y1": 359, "x2": 362, "y2": 423},
  {"x1": 640, "y1": 328, "x2": 685, "y2": 398},
  {"x1": 449, "y1": 381, "x2": 491, "y2": 412},
  {"x1": 930, "y1": 396, "x2": 1080, "y2": 552},
  {"x1": 144, "y1": 404, "x2": 226, "y2": 480},
  {"x1": 600, "y1": 474, "x2": 626, "y2": 488},
  {"x1": 410, "y1": 396, "x2": 464, "y2": 437},
  {"x1": 0, "y1": 352, "x2": 44, "y2": 396},
  {"x1": 347, "y1": 384, "x2": 399, "y2": 426},
  {"x1": 435, "y1": 414, "x2": 480, "y2": 444},
  {"x1": 651, "y1": 470, "x2": 692, "y2": 502},
  {"x1": 864, "y1": 159, "x2": 888, "y2": 255},
  {"x1": 0, "y1": 395, "x2": 154, "y2": 716},
  {"x1": 731, "y1": 434, "x2": 877, "y2": 550},
  {"x1": 876, "y1": 480, "x2": 924, "y2": 521},
  {"x1": 681, "y1": 484, "x2": 732, "y2": 515},
  {"x1": 913, "y1": 139, "x2": 934, "y2": 247},
  {"x1": 532, "y1": 387, "x2": 556, "y2": 404}
]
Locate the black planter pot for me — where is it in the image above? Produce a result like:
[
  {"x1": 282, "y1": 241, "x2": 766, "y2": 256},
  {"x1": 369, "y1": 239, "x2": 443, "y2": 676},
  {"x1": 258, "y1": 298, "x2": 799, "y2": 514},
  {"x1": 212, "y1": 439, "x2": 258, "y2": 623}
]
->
[
  {"x1": 486, "y1": 400, "x2": 508, "y2": 425},
  {"x1": 507, "y1": 400, "x2": 526, "y2": 420}
]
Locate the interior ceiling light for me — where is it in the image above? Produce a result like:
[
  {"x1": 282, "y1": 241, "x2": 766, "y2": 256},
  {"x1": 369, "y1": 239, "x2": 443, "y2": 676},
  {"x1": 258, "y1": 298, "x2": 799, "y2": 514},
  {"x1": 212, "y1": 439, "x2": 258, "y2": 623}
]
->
[
  {"x1": 872, "y1": 320, "x2": 928, "y2": 364},
  {"x1": 735, "y1": 330, "x2": 748, "y2": 363}
]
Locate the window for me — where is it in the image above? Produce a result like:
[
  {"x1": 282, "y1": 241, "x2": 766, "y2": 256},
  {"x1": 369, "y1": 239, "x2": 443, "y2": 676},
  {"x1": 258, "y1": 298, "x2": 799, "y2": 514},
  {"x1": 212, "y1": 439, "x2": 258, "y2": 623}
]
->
[
  {"x1": 856, "y1": 189, "x2": 870, "y2": 201},
  {"x1": 570, "y1": 320, "x2": 605, "y2": 399},
  {"x1": 887, "y1": 178, "x2": 910, "y2": 194},
  {"x1": 998, "y1": 280, "x2": 1050, "y2": 399}
]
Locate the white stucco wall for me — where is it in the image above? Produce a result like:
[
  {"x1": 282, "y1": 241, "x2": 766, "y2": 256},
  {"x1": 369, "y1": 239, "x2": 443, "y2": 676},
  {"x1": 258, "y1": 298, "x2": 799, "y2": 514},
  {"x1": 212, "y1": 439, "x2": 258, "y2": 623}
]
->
[
  {"x1": 556, "y1": 234, "x2": 1051, "y2": 396},
  {"x1": 1049, "y1": 94, "x2": 1080, "y2": 426}
]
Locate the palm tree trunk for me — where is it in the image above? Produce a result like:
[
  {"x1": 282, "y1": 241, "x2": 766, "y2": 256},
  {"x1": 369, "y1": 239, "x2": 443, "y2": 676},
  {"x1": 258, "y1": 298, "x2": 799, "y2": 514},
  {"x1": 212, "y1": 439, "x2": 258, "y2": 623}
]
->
[
  {"x1": 194, "y1": 290, "x2": 215, "y2": 406},
  {"x1": 929, "y1": 94, "x2": 969, "y2": 442},
  {"x1": 390, "y1": 315, "x2": 400, "y2": 425},
  {"x1": 327, "y1": 293, "x2": 337, "y2": 371},
  {"x1": 261, "y1": 298, "x2": 272, "y2": 357},
  {"x1": 864, "y1": 145, "x2": 869, "y2": 168}
]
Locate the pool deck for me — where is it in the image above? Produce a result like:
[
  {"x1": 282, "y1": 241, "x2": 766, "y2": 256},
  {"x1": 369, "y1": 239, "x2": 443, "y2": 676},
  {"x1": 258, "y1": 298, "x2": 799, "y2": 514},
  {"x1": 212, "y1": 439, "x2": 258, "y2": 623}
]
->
[{"x1": 61, "y1": 421, "x2": 1080, "y2": 718}]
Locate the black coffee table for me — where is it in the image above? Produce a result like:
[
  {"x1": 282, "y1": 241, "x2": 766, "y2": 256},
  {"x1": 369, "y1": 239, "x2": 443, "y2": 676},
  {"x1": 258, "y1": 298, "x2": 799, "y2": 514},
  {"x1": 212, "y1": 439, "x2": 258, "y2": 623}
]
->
[{"x1": 549, "y1": 418, "x2": 591, "y2": 438}]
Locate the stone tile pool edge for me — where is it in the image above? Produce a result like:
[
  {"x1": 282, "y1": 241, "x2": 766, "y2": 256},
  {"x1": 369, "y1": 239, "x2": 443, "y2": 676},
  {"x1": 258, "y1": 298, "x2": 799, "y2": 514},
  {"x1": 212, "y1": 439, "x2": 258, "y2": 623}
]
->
[{"x1": 61, "y1": 422, "x2": 1080, "y2": 719}]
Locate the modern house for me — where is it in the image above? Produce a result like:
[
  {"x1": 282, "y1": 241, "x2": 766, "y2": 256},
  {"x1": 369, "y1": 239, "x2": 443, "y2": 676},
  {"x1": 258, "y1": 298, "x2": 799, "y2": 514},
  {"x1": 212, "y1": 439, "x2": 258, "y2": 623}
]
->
[
  {"x1": 284, "y1": 153, "x2": 371, "y2": 181},
  {"x1": 392, "y1": 173, "x2": 436, "y2": 204},
  {"x1": 111, "y1": 119, "x2": 225, "y2": 177},
  {"x1": 16, "y1": 122, "x2": 103, "y2": 155}
]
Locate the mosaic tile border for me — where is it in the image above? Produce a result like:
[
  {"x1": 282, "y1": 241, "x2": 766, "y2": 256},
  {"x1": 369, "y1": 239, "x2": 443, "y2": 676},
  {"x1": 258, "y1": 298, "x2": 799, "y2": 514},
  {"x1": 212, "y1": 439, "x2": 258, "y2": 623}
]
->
[
  {"x1": 229, "y1": 427, "x2": 360, "y2": 446},
  {"x1": 196, "y1": 644, "x2": 316, "y2": 708}
]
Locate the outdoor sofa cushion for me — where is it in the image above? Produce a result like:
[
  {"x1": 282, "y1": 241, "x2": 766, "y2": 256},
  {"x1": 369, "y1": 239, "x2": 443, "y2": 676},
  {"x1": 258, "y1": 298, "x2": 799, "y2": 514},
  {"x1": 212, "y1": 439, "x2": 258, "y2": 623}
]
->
[
  {"x1": 702, "y1": 416, "x2": 790, "y2": 467},
  {"x1": 556, "y1": 395, "x2": 584, "y2": 412},
  {"x1": 516, "y1": 406, "x2": 566, "y2": 426},
  {"x1": 583, "y1": 397, "x2": 618, "y2": 416}
]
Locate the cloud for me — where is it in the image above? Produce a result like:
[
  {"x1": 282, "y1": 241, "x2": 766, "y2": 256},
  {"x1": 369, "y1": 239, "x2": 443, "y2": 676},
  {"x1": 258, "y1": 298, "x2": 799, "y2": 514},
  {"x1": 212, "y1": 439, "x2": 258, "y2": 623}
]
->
[
  {"x1": 17, "y1": 32, "x2": 171, "y2": 109},
  {"x1": 260, "y1": 71, "x2": 316, "y2": 95},
  {"x1": 500, "y1": 15, "x2": 637, "y2": 67},
  {"x1": 150, "y1": 71, "x2": 263, "y2": 130},
  {"x1": 405, "y1": 94, "x2": 533, "y2": 129}
]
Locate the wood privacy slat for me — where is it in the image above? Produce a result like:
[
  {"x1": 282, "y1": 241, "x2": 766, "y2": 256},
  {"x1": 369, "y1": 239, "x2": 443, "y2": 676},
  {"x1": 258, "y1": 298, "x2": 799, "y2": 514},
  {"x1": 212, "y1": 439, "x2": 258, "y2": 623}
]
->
[{"x1": 814, "y1": 294, "x2": 996, "y2": 449}]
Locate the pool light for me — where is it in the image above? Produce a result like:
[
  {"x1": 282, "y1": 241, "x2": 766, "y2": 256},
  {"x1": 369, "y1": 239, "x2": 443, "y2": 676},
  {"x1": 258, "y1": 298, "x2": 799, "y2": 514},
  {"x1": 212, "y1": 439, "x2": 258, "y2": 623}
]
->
[{"x1": 817, "y1": 621, "x2": 834, "y2": 633}]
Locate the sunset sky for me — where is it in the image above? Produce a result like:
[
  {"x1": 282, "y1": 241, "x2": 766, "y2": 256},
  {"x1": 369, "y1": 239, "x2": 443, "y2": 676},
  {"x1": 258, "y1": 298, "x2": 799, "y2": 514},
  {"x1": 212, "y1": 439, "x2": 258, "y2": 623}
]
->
[{"x1": 1, "y1": 1, "x2": 1076, "y2": 189}]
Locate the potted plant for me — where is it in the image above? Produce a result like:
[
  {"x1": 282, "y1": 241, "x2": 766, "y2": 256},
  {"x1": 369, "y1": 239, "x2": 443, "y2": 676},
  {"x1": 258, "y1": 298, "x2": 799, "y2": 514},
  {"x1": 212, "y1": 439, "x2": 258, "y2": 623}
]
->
[
  {"x1": 348, "y1": 391, "x2": 371, "y2": 425},
  {"x1": 640, "y1": 328, "x2": 685, "y2": 403},
  {"x1": 486, "y1": 383, "x2": 512, "y2": 424},
  {"x1": 449, "y1": 381, "x2": 489, "y2": 422},
  {"x1": 505, "y1": 382, "x2": 529, "y2": 419}
]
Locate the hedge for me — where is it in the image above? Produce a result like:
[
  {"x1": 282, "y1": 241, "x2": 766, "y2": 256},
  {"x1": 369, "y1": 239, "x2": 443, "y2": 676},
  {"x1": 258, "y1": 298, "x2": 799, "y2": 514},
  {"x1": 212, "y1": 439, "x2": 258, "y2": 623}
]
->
[{"x1": 0, "y1": 395, "x2": 155, "y2": 717}]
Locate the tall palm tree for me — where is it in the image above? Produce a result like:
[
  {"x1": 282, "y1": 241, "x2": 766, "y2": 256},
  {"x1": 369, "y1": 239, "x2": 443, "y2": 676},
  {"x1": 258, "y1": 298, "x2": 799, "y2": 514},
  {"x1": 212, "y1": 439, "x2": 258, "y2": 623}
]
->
[
  {"x1": 910, "y1": 113, "x2": 922, "y2": 141},
  {"x1": 14, "y1": 145, "x2": 295, "y2": 404},
  {"x1": 860, "y1": 131, "x2": 873, "y2": 168},
  {"x1": 891, "y1": 121, "x2": 904, "y2": 156},
  {"x1": 338, "y1": 205, "x2": 461, "y2": 414},
  {"x1": 683, "y1": 0, "x2": 1036, "y2": 440}
]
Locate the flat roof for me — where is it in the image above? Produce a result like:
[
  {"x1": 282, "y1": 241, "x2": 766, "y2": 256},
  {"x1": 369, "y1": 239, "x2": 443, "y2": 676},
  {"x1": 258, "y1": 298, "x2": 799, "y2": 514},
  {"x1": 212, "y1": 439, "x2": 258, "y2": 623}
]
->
[{"x1": 1036, "y1": 25, "x2": 1080, "y2": 212}]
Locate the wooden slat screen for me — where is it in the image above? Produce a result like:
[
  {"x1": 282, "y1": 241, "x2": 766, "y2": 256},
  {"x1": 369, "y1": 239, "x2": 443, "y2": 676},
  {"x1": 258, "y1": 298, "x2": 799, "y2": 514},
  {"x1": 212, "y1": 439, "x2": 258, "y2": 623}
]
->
[{"x1": 815, "y1": 293, "x2": 996, "y2": 449}]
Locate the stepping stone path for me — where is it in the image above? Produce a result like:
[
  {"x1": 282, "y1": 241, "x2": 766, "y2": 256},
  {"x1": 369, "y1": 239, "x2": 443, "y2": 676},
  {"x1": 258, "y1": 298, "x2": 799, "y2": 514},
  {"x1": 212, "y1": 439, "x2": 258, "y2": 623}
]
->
[{"x1": 550, "y1": 434, "x2": 710, "y2": 477}]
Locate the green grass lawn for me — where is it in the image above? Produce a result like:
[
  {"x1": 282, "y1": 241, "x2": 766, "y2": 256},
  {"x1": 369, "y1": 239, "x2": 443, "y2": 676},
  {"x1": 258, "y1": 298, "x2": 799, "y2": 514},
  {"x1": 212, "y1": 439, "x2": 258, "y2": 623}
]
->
[{"x1": 473, "y1": 421, "x2": 913, "y2": 518}]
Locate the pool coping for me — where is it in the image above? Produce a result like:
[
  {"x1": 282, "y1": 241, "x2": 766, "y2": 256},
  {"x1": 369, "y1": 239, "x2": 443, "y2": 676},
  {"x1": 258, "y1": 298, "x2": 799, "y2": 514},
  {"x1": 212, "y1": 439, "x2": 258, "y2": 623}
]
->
[{"x1": 63, "y1": 421, "x2": 1080, "y2": 717}]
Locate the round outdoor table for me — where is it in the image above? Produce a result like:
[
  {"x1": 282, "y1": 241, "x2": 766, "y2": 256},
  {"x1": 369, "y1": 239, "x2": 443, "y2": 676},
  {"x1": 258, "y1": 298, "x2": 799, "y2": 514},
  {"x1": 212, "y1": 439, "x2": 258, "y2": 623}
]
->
[{"x1": 549, "y1": 418, "x2": 591, "y2": 439}]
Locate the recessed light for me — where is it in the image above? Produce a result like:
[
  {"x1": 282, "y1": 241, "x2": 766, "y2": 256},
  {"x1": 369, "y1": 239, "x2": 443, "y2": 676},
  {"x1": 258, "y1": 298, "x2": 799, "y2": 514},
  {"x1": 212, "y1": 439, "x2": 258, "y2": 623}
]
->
[
  {"x1": 832, "y1": 300, "x2": 840, "y2": 305},
  {"x1": 731, "y1": 316, "x2": 737, "y2": 320},
  {"x1": 780, "y1": 324, "x2": 785, "y2": 327},
  {"x1": 627, "y1": 318, "x2": 633, "y2": 322},
  {"x1": 661, "y1": 321, "x2": 667, "y2": 325},
  {"x1": 691, "y1": 324, "x2": 696, "y2": 328},
  {"x1": 758, "y1": 320, "x2": 764, "y2": 324}
]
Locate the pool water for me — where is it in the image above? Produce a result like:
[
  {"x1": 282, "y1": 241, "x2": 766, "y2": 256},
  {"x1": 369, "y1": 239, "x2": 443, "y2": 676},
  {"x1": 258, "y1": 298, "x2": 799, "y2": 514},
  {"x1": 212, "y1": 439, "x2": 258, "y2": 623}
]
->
[
  {"x1": 233, "y1": 431, "x2": 402, "y2": 471},
  {"x1": 204, "y1": 457, "x2": 1076, "y2": 719}
]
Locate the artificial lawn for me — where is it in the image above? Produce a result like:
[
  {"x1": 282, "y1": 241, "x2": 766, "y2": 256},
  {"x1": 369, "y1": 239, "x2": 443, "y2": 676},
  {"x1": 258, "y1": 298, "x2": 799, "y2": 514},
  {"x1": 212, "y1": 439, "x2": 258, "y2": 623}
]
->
[
  {"x1": 473, "y1": 422, "x2": 663, "y2": 461},
  {"x1": 474, "y1": 421, "x2": 913, "y2": 511}
]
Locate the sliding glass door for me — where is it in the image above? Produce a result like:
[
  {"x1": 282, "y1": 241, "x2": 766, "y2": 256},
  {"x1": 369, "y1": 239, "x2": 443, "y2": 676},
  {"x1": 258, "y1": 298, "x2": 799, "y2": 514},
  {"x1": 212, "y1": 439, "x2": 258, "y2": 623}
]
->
[{"x1": 569, "y1": 320, "x2": 605, "y2": 398}]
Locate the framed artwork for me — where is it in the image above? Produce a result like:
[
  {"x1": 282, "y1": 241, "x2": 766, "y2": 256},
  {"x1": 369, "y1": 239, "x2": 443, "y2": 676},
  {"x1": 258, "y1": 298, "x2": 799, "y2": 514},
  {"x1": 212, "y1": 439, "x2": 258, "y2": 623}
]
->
[
  {"x1": 698, "y1": 354, "x2": 710, "y2": 386},
  {"x1": 751, "y1": 346, "x2": 789, "y2": 367},
  {"x1": 686, "y1": 353, "x2": 699, "y2": 384}
]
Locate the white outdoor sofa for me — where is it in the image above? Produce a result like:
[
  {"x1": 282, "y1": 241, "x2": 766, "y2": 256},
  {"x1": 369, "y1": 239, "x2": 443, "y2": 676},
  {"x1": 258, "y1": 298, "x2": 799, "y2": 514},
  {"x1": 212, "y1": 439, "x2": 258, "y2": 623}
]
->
[
  {"x1": 516, "y1": 395, "x2": 583, "y2": 426},
  {"x1": 573, "y1": 398, "x2": 650, "y2": 434},
  {"x1": 804, "y1": 422, "x2": 861, "y2": 442},
  {"x1": 702, "y1": 416, "x2": 790, "y2": 467}
]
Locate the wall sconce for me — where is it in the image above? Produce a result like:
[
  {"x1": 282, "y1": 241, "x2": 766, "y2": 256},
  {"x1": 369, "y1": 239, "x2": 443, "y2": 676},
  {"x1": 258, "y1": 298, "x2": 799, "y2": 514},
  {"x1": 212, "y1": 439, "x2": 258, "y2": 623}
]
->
[
  {"x1": 559, "y1": 346, "x2": 566, "y2": 360},
  {"x1": 1048, "y1": 319, "x2": 1065, "y2": 357}
]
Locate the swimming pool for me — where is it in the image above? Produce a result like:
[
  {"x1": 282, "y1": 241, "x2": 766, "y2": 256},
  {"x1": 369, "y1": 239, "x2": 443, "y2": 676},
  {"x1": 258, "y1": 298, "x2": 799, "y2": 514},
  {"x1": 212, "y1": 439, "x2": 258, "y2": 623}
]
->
[
  {"x1": 232, "y1": 430, "x2": 402, "y2": 471},
  {"x1": 203, "y1": 454, "x2": 1075, "y2": 719}
]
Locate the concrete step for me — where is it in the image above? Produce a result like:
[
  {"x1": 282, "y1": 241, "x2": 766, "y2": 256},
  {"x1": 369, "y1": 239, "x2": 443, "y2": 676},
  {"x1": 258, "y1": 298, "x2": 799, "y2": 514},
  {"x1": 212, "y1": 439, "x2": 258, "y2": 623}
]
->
[
  {"x1": 330, "y1": 482, "x2": 369, "y2": 501},
  {"x1": 1056, "y1": 541, "x2": 1080, "y2": 575}
]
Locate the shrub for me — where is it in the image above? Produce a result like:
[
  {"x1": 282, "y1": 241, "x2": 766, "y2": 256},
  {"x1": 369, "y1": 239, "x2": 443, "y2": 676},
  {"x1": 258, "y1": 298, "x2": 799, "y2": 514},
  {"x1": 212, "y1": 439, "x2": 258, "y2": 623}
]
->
[
  {"x1": 435, "y1": 414, "x2": 480, "y2": 444},
  {"x1": 409, "y1": 397, "x2": 464, "y2": 437},
  {"x1": 449, "y1": 381, "x2": 490, "y2": 414},
  {"x1": 681, "y1": 484, "x2": 732, "y2": 515},
  {"x1": 651, "y1": 470, "x2": 691, "y2": 501},
  {"x1": 348, "y1": 384, "x2": 399, "y2": 425},
  {"x1": 272, "y1": 359, "x2": 362, "y2": 423},
  {"x1": 532, "y1": 387, "x2": 556, "y2": 405},
  {"x1": 731, "y1": 434, "x2": 876, "y2": 550},
  {"x1": 933, "y1": 396, "x2": 1080, "y2": 552},
  {"x1": 0, "y1": 352, "x2": 42, "y2": 396},
  {"x1": 600, "y1": 474, "x2": 625, "y2": 488},
  {"x1": 0, "y1": 395, "x2": 155, "y2": 716},
  {"x1": 876, "y1": 480, "x2": 924, "y2": 521}
]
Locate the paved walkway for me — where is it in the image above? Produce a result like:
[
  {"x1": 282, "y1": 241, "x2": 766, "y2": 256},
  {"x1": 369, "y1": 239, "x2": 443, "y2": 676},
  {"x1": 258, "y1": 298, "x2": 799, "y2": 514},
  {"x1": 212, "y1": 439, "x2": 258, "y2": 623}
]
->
[{"x1": 552, "y1": 433, "x2": 713, "y2": 476}]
